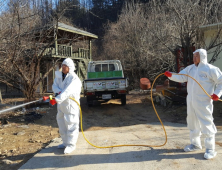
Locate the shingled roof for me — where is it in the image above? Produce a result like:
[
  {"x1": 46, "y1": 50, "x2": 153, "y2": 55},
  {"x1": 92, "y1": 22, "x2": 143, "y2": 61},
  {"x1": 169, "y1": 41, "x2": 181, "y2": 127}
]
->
[{"x1": 57, "y1": 22, "x2": 98, "y2": 39}]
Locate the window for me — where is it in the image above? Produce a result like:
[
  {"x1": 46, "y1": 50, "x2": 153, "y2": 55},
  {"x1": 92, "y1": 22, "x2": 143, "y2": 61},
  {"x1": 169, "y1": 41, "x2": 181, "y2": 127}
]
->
[
  {"x1": 95, "y1": 64, "x2": 115, "y2": 72},
  {"x1": 95, "y1": 65, "x2": 101, "y2": 72},
  {"x1": 109, "y1": 64, "x2": 115, "y2": 71},
  {"x1": 102, "y1": 64, "x2": 108, "y2": 71}
]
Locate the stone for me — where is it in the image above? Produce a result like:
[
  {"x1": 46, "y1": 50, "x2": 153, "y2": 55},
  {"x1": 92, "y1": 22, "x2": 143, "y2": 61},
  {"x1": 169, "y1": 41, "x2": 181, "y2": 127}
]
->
[
  {"x1": 16, "y1": 131, "x2": 26, "y2": 136},
  {"x1": 1, "y1": 159, "x2": 13, "y2": 164},
  {"x1": 17, "y1": 125, "x2": 29, "y2": 128}
]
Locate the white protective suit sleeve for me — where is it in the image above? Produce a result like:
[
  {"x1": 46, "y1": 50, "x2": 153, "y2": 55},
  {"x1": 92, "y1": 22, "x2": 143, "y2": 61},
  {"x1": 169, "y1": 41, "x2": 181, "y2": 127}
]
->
[
  {"x1": 168, "y1": 65, "x2": 193, "y2": 83},
  {"x1": 52, "y1": 77, "x2": 62, "y2": 94},
  {"x1": 210, "y1": 67, "x2": 222, "y2": 98},
  {"x1": 55, "y1": 75, "x2": 82, "y2": 104}
]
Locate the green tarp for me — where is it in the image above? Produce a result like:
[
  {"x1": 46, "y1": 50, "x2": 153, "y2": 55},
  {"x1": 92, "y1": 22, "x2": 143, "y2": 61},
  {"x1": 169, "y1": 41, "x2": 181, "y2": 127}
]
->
[{"x1": 88, "y1": 71, "x2": 123, "y2": 79}]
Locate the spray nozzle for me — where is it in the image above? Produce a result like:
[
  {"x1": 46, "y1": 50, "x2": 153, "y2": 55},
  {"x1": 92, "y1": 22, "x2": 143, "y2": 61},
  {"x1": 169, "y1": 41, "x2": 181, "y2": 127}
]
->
[{"x1": 42, "y1": 96, "x2": 49, "y2": 101}]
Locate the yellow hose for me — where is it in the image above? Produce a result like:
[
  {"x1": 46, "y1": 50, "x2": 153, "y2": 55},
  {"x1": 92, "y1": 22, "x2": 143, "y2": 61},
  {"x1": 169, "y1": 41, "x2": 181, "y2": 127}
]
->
[{"x1": 69, "y1": 72, "x2": 221, "y2": 149}]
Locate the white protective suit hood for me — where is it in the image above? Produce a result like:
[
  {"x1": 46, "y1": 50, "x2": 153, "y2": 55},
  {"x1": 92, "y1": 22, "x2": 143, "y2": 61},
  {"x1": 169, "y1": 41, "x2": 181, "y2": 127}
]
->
[
  {"x1": 193, "y1": 49, "x2": 208, "y2": 65},
  {"x1": 62, "y1": 58, "x2": 75, "y2": 73}
]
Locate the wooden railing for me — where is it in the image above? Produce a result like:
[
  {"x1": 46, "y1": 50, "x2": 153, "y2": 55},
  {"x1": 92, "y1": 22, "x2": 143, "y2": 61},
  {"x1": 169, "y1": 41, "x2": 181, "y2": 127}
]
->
[
  {"x1": 42, "y1": 45, "x2": 90, "y2": 59},
  {"x1": 58, "y1": 45, "x2": 72, "y2": 57},
  {"x1": 73, "y1": 48, "x2": 90, "y2": 59},
  {"x1": 43, "y1": 47, "x2": 55, "y2": 56}
]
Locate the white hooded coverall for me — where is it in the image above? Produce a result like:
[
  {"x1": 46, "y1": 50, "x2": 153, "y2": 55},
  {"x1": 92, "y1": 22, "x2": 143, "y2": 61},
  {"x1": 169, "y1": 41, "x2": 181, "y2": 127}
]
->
[
  {"x1": 52, "y1": 58, "x2": 82, "y2": 147},
  {"x1": 169, "y1": 49, "x2": 222, "y2": 151}
]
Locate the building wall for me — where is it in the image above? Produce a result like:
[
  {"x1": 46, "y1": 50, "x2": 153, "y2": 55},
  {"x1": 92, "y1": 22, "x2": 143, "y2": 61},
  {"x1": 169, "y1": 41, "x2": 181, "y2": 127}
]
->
[{"x1": 203, "y1": 29, "x2": 222, "y2": 71}]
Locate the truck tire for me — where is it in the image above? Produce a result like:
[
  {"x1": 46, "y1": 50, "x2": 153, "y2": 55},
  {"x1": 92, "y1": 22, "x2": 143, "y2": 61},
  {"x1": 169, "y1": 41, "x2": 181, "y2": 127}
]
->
[
  {"x1": 121, "y1": 94, "x2": 126, "y2": 105},
  {"x1": 87, "y1": 96, "x2": 93, "y2": 107},
  {"x1": 88, "y1": 103, "x2": 93, "y2": 107}
]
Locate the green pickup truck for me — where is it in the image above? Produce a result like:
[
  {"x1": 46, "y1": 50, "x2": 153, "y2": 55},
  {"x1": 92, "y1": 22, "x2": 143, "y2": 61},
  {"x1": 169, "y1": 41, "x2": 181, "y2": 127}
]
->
[{"x1": 83, "y1": 60, "x2": 128, "y2": 106}]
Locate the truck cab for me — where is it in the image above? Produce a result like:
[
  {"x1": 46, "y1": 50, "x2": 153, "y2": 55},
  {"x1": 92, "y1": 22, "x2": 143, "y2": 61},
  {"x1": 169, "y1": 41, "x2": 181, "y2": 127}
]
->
[{"x1": 83, "y1": 60, "x2": 128, "y2": 106}]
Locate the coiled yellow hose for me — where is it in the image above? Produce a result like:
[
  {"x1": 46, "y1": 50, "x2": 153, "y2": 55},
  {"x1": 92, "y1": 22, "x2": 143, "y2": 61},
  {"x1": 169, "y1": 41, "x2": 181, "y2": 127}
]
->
[{"x1": 69, "y1": 73, "x2": 221, "y2": 148}]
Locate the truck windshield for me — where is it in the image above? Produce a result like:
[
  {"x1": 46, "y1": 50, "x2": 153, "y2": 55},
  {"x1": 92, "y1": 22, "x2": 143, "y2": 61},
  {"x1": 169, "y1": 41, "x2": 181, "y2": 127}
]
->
[{"x1": 95, "y1": 64, "x2": 115, "y2": 72}]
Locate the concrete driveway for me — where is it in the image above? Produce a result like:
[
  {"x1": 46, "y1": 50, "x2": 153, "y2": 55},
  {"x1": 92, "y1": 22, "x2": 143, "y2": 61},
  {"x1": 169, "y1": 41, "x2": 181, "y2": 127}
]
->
[{"x1": 19, "y1": 122, "x2": 222, "y2": 170}]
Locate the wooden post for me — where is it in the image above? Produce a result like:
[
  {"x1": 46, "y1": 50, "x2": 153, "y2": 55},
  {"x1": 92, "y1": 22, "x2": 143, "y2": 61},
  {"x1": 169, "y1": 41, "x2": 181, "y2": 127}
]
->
[
  {"x1": 52, "y1": 61, "x2": 55, "y2": 83},
  {"x1": 78, "y1": 61, "x2": 80, "y2": 77},
  {"x1": 0, "y1": 89, "x2": 2, "y2": 103},
  {"x1": 54, "y1": 24, "x2": 58, "y2": 55},
  {"x1": 89, "y1": 40, "x2": 92, "y2": 61},
  {"x1": 39, "y1": 73, "x2": 42, "y2": 96}
]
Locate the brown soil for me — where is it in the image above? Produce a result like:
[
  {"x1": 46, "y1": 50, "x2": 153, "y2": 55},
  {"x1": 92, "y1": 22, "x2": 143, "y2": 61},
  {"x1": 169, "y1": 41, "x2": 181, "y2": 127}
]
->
[{"x1": 0, "y1": 91, "x2": 222, "y2": 170}]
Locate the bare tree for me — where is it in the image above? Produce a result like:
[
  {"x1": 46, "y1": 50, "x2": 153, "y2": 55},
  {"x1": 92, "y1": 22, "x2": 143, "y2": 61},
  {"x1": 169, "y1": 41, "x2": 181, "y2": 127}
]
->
[
  {"x1": 102, "y1": 2, "x2": 175, "y2": 89},
  {"x1": 149, "y1": 0, "x2": 222, "y2": 66},
  {"x1": 102, "y1": 0, "x2": 222, "y2": 89},
  {"x1": 0, "y1": 0, "x2": 80, "y2": 100}
]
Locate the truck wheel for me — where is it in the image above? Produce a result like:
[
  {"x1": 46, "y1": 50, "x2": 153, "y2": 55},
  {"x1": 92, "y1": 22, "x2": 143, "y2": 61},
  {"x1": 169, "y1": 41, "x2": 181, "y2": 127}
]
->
[
  {"x1": 87, "y1": 96, "x2": 93, "y2": 107},
  {"x1": 88, "y1": 103, "x2": 93, "y2": 107},
  {"x1": 121, "y1": 94, "x2": 126, "y2": 105}
]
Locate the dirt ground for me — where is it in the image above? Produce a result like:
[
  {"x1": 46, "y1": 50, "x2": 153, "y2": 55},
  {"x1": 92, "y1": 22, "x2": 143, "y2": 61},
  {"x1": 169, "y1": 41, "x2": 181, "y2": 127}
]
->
[{"x1": 0, "y1": 91, "x2": 222, "y2": 170}]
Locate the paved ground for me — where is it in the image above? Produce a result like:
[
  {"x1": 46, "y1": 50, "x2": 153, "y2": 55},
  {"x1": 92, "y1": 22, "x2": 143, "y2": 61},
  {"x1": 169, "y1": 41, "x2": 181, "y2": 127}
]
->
[{"x1": 19, "y1": 122, "x2": 222, "y2": 170}]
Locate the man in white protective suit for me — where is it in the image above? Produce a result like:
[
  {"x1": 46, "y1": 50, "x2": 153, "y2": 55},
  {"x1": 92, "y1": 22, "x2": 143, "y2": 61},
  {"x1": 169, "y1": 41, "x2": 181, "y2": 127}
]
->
[
  {"x1": 52, "y1": 58, "x2": 82, "y2": 154},
  {"x1": 164, "y1": 49, "x2": 222, "y2": 159}
]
